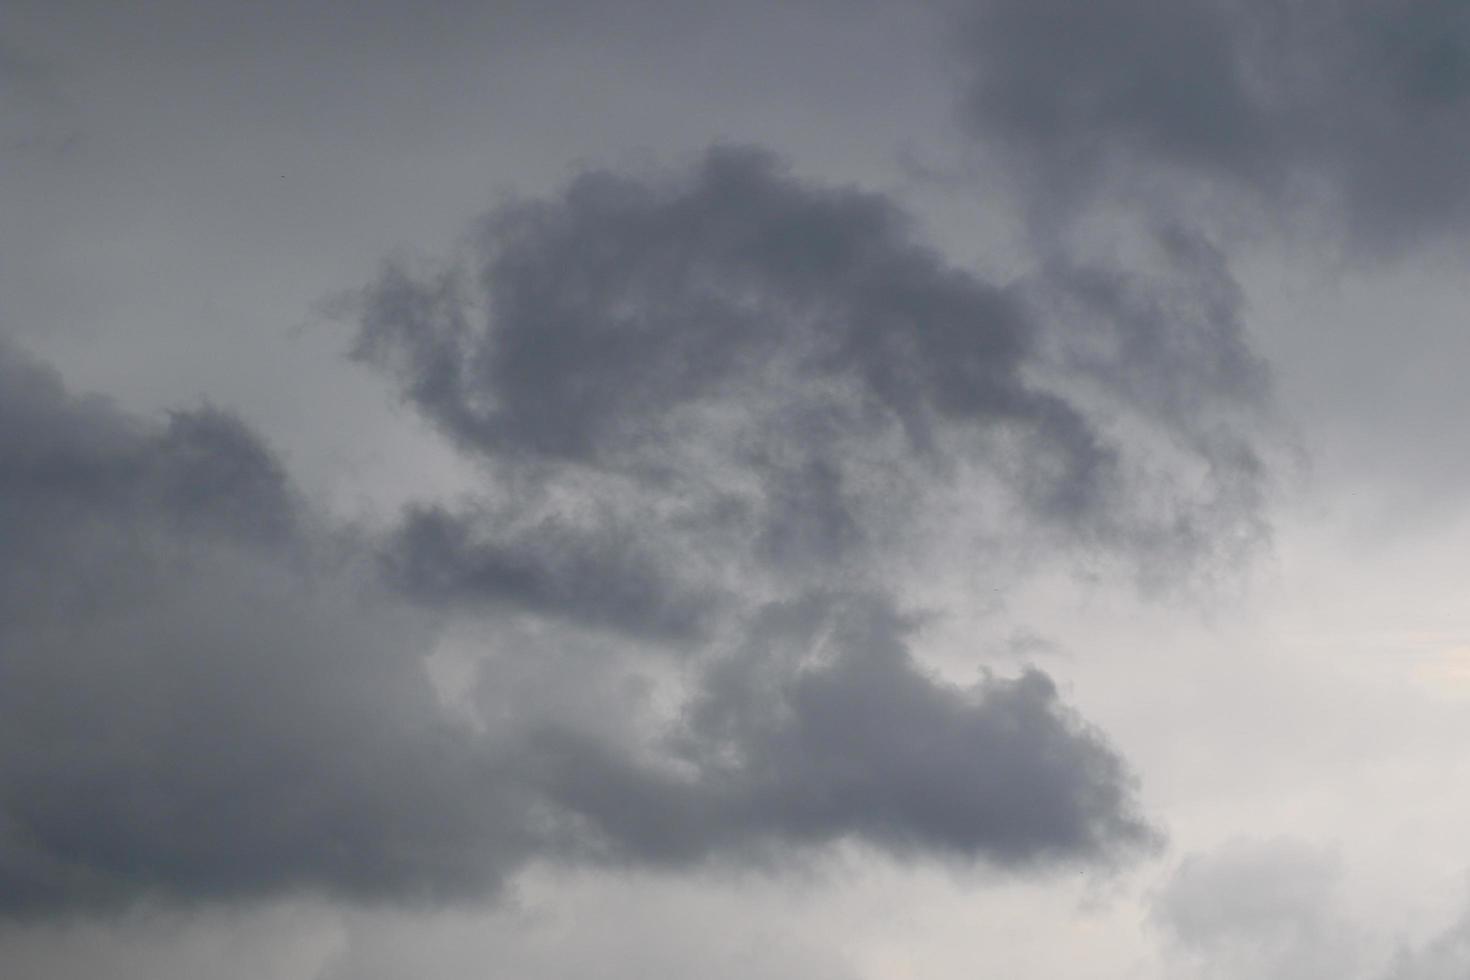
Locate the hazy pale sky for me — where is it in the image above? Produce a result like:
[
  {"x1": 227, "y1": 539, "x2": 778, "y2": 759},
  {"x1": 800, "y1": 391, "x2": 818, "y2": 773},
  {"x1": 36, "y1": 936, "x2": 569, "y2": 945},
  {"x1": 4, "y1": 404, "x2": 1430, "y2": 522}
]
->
[{"x1": 6, "y1": 2, "x2": 1470, "y2": 978}]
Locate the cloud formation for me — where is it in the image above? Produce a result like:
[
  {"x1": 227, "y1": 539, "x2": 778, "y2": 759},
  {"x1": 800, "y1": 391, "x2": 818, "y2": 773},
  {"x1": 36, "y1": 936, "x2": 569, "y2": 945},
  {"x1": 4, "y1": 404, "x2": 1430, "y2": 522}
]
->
[
  {"x1": 2, "y1": 138, "x2": 1266, "y2": 916},
  {"x1": 1382, "y1": 900, "x2": 1470, "y2": 980},
  {"x1": 957, "y1": 0, "x2": 1470, "y2": 250},
  {"x1": 0, "y1": 340, "x2": 534, "y2": 916},
  {"x1": 0, "y1": 328, "x2": 1154, "y2": 917},
  {"x1": 1155, "y1": 841, "x2": 1470, "y2": 980},
  {"x1": 355, "y1": 146, "x2": 1272, "y2": 600},
  {"x1": 0, "y1": 96, "x2": 1282, "y2": 916},
  {"x1": 1154, "y1": 838, "x2": 1363, "y2": 980},
  {"x1": 534, "y1": 594, "x2": 1154, "y2": 868}
]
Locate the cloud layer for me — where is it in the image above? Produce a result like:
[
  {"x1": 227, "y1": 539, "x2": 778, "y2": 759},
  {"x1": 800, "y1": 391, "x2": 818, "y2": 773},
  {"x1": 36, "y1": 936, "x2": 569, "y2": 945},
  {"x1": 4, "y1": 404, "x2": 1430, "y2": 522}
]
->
[
  {"x1": 356, "y1": 147, "x2": 1272, "y2": 599},
  {"x1": 957, "y1": 0, "x2": 1470, "y2": 250},
  {"x1": 0, "y1": 296, "x2": 1157, "y2": 914},
  {"x1": 0, "y1": 340, "x2": 533, "y2": 915},
  {"x1": 0, "y1": 68, "x2": 1280, "y2": 915}
]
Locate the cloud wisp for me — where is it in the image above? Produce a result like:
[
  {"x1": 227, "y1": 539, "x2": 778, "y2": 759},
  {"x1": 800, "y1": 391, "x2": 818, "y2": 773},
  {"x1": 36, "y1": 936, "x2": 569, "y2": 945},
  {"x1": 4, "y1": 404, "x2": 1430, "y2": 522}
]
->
[{"x1": 355, "y1": 146, "x2": 1273, "y2": 597}]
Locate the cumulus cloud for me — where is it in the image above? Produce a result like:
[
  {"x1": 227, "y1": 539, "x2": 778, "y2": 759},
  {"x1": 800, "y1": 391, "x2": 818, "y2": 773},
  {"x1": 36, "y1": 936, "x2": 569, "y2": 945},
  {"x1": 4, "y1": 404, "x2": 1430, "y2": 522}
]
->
[
  {"x1": 0, "y1": 332, "x2": 1154, "y2": 917},
  {"x1": 532, "y1": 593, "x2": 1155, "y2": 869},
  {"x1": 0, "y1": 113, "x2": 1285, "y2": 917},
  {"x1": 337, "y1": 144, "x2": 1291, "y2": 898},
  {"x1": 353, "y1": 146, "x2": 1273, "y2": 599},
  {"x1": 3, "y1": 139, "x2": 1254, "y2": 917},
  {"x1": 0, "y1": 339, "x2": 537, "y2": 916}
]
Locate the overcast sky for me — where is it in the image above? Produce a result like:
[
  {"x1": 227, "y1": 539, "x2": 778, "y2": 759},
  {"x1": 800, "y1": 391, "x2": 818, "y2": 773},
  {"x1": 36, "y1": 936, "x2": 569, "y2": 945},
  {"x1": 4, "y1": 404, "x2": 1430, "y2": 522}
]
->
[{"x1": 6, "y1": 2, "x2": 1470, "y2": 977}]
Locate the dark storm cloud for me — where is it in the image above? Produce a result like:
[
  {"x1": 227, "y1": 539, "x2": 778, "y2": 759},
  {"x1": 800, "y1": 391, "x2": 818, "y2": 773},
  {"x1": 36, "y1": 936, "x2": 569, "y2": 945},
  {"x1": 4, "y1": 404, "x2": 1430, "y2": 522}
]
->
[
  {"x1": 353, "y1": 145, "x2": 1066, "y2": 468},
  {"x1": 354, "y1": 146, "x2": 1272, "y2": 596},
  {"x1": 382, "y1": 503, "x2": 720, "y2": 643},
  {"x1": 0, "y1": 339, "x2": 537, "y2": 916},
  {"x1": 0, "y1": 344, "x2": 296, "y2": 553},
  {"x1": 337, "y1": 143, "x2": 1289, "y2": 892},
  {"x1": 534, "y1": 594, "x2": 1155, "y2": 868},
  {"x1": 956, "y1": 0, "x2": 1470, "y2": 250},
  {"x1": 337, "y1": 145, "x2": 1288, "y2": 888},
  {"x1": 0, "y1": 117, "x2": 1279, "y2": 915},
  {"x1": 0, "y1": 335, "x2": 1151, "y2": 917}
]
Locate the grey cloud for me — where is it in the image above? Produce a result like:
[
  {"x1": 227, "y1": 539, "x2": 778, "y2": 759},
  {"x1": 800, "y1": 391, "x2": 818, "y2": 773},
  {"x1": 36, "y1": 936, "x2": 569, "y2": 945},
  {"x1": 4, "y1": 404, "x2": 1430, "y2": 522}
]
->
[
  {"x1": 1155, "y1": 843, "x2": 1470, "y2": 980},
  {"x1": 1153, "y1": 838, "x2": 1366, "y2": 980},
  {"x1": 0, "y1": 112, "x2": 1278, "y2": 920},
  {"x1": 1019, "y1": 221, "x2": 1275, "y2": 579},
  {"x1": 0, "y1": 336, "x2": 1152, "y2": 917},
  {"x1": 353, "y1": 145, "x2": 1055, "y2": 467},
  {"x1": 1030, "y1": 223, "x2": 1268, "y2": 424},
  {"x1": 382, "y1": 503, "x2": 720, "y2": 643},
  {"x1": 0, "y1": 340, "x2": 536, "y2": 917},
  {"x1": 531, "y1": 593, "x2": 1157, "y2": 869},
  {"x1": 0, "y1": 139, "x2": 1276, "y2": 921},
  {"x1": 956, "y1": 0, "x2": 1470, "y2": 250},
  {"x1": 1382, "y1": 897, "x2": 1470, "y2": 980},
  {"x1": 0, "y1": 345, "x2": 296, "y2": 556},
  {"x1": 333, "y1": 143, "x2": 1284, "y2": 895},
  {"x1": 352, "y1": 146, "x2": 1272, "y2": 598}
]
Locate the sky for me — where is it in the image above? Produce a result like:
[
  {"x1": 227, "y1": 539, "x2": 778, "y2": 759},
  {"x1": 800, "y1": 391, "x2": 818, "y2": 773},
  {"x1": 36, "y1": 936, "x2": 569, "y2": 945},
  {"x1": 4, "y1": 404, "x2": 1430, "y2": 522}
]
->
[{"x1": 5, "y1": 1, "x2": 1470, "y2": 977}]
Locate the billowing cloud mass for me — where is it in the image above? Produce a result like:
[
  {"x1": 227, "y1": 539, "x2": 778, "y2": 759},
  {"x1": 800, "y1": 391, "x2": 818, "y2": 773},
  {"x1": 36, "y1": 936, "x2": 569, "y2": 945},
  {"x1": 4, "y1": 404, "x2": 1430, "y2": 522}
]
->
[
  {"x1": 534, "y1": 594, "x2": 1151, "y2": 868},
  {"x1": 354, "y1": 146, "x2": 1272, "y2": 600},
  {"x1": 0, "y1": 0, "x2": 1302, "y2": 928},
  {"x1": 0, "y1": 339, "x2": 533, "y2": 915},
  {"x1": 0, "y1": 313, "x2": 1158, "y2": 916},
  {"x1": 957, "y1": 0, "x2": 1470, "y2": 250},
  {"x1": 14, "y1": 1, "x2": 1470, "y2": 977},
  {"x1": 0, "y1": 135, "x2": 1287, "y2": 918}
]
